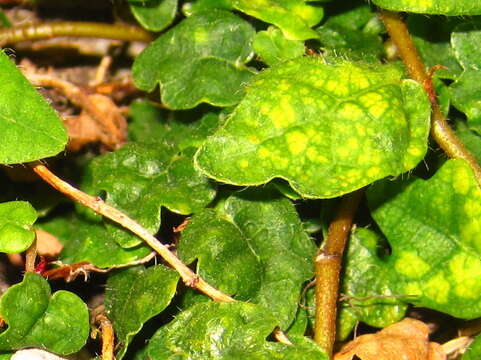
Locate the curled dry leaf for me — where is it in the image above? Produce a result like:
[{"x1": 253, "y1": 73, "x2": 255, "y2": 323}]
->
[{"x1": 334, "y1": 318, "x2": 446, "y2": 360}]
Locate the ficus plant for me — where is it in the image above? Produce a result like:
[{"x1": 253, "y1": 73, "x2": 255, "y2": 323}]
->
[{"x1": 1, "y1": 0, "x2": 481, "y2": 359}]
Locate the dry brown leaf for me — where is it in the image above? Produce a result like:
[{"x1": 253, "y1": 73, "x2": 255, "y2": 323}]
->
[
  {"x1": 64, "y1": 93, "x2": 127, "y2": 151},
  {"x1": 35, "y1": 229, "x2": 63, "y2": 258},
  {"x1": 334, "y1": 318, "x2": 446, "y2": 360}
]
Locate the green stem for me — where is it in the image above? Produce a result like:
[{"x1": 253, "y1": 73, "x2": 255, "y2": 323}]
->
[
  {"x1": 314, "y1": 190, "x2": 363, "y2": 358},
  {"x1": 0, "y1": 21, "x2": 153, "y2": 47},
  {"x1": 380, "y1": 10, "x2": 481, "y2": 186}
]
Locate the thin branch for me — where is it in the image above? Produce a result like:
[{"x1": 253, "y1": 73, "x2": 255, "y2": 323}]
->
[
  {"x1": 0, "y1": 22, "x2": 153, "y2": 47},
  {"x1": 24, "y1": 237, "x2": 37, "y2": 273},
  {"x1": 30, "y1": 162, "x2": 235, "y2": 303},
  {"x1": 380, "y1": 10, "x2": 481, "y2": 186},
  {"x1": 314, "y1": 190, "x2": 363, "y2": 357},
  {"x1": 96, "y1": 314, "x2": 115, "y2": 360}
]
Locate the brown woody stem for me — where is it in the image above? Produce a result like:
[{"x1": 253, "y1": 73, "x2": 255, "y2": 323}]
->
[
  {"x1": 30, "y1": 162, "x2": 235, "y2": 303},
  {"x1": 96, "y1": 314, "x2": 115, "y2": 360},
  {"x1": 0, "y1": 21, "x2": 153, "y2": 47},
  {"x1": 380, "y1": 10, "x2": 481, "y2": 185},
  {"x1": 314, "y1": 190, "x2": 363, "y2": 357}
]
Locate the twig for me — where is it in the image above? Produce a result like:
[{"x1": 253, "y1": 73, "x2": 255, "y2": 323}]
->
[
  {"x1": 314, "y1": 190, "x2": 363, "y2": 357},
  {"x1": 380, "y1": 10, "x2": 481, "y2": 186},
  {"x1": 0, "y1": 21, "x2": 153, "y2": 47},
  {"x1": 30, "y1": 162, "x2": 235, "y2": 303},
  {"x1": 24, "y1": 237, "x2": 37, "y2": 273},
  {"x1": 96, "y1": 314, "x2": 115, "y2": 360}
]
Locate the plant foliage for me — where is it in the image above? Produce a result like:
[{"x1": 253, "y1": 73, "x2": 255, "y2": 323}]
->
[{"x1": 2, "y1": 0, "x2": 481, "y2": 358}]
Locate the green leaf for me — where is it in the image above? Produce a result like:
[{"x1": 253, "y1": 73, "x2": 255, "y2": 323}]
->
[
  {"x1": 132, "y1": 10, "x2": 255, "y2": 109},
  {"x1": 183, "y1": 0, "x2": 323, "y2": 40},
  {"x1": 316, "y1": 4, "x2": 384, "y2": 62},
  {"x1": 368, "y1": 159, "x2": 481, "y2": 318},
  {"x1": 456, "y1": 121, "x2": 481, "y2": 163},
  {"x1": 195, "y1": 57, "x2": 431, "y2": 198},
  {"x1": 0, "y1": 273, "x2": 89, "y2": 355},
  {"x1": 450, "y1": 70, "x2": 481, "y2": 130},
  {"x1": 179, "y1": 188, "x2": 316, "y2": 329},
  {"x1": 0, "y1": 51, "x2": 67, "y2": 164},
  {"x1": 142, "y1": 302, "x2": 327, "y2": 359},
  {"x1": 463, "y1": 333, "x2": 481, "y2": 359},
  {"x1": 39, "y1": 214, "x2": 151, "y2": 268},
  {"x1": 253, "y1": 27, "x2": 305, "y2": 66},
  {"x1": 129, "y1": 0, "x2": 177, "y2": 32},
  {"x1": 105, "y1": 265, "x2": 179, "y2": 359},
  {"x1": 81, "y1": 141, "x2": 216, "y2": 248},
  {"x1": 178, "y1": 209, "x2": 262, "y2": 300},
  {"x1": 449, "y1": 21, "x2": 481, "y2": 130},
  {"x1": 372, "y1": 0, "x2": 481, "y2": 15},
  {"x1": 337, "y1": 228, "x2": 407, "y2": 340},
  {"x1": 316, "y1": 6, "x2": 383, "y2": 63},
  {"x1": 0, "y1": 201, "x2": 36, "y2": 253},
  {"x1": 182, "y1": 0, "x2": 233, "y2": 15},
  {"x1": 451, "y1": 21, "x2": 481, "y2": 70},
  {"x1": 128, "y1": 101, "x2": 220, "y2": 150},
  {"x1": 232, "y1": 0, "x2": 322, "y2": 41},
  {"x1": 0, "y1": 10, "x2": 11, "y2": 27}
]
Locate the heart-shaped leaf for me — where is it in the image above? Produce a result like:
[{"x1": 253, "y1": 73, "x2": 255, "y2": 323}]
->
[{"x1": 0, "y1": 273, "x2": 89, "y2": 355}]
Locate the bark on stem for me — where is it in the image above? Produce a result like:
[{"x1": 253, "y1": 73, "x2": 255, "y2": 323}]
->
[
  {"x1": 380, "y1": 10, "x2": 481, "y2": 186},
  {"x1": 0, "y1": 21, "x2": 153, "y2": 47},
  {"x1": 30, "y1": 162, "x2": 234, "y2": 303},
  {"x1": 314, "y1": 190, "x2": 363, "y2": 357}
]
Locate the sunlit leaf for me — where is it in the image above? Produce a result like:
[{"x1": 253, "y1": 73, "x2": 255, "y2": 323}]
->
[
  {"x1": 372, "y1": 0, "x2": 481, "y2": 15},
  {"x1": 196, "y1": 57, "x2": 430, "y2": 198},
  {"x1": 0, "y1": 201, "x2": 36, "y2": 253},
  {"x1": 368, "y1": 159, "x2": 481, "y2": 318}
]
